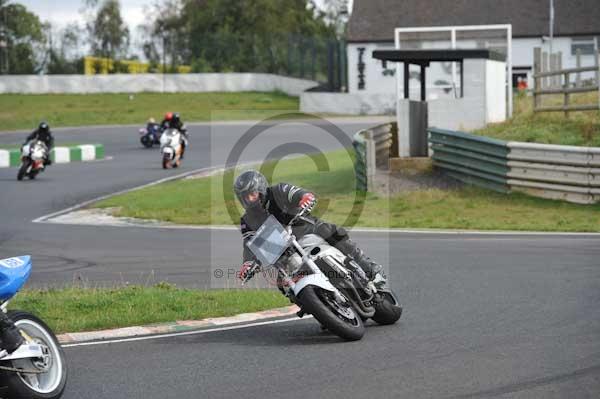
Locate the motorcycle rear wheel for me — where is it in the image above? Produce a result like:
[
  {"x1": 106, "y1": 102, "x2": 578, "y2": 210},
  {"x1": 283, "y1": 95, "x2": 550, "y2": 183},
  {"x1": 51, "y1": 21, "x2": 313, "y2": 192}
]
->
[
  {"x1": 0, "y1": 311, "x2": 67, "y2": 399},
  {"x1": 298, "y1": 286, "x2": 364, "y2": 341},
  {"x1": 372, "y1": 291, "x2": 403, "y2": 325}
]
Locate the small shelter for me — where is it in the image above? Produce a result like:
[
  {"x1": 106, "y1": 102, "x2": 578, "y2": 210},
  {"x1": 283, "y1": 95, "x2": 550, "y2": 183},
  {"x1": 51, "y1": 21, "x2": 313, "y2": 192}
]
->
[{"x1": 373, "y1": 49, "x2": 506, "y2": 157}]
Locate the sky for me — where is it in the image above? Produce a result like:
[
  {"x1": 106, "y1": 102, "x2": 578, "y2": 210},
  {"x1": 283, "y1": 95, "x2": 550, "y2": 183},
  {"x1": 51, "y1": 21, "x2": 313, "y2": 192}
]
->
[
  {"x1": 17, "y1": 0, "x2": 154, "y2": 29},
  {"x1": 15, "y1": 0, "x2": 352, "y2": 58},
  {"x1": 16, "y1": 0, "x2": 353, "y2": 30}
]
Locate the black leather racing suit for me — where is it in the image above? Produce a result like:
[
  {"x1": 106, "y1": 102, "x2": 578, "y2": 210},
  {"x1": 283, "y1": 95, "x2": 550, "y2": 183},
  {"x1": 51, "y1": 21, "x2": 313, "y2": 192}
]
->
[
  {"x1": 160, "y1": 118, "x2": 186, "y2": 133},
  {"x1": 24, "y1": 129, "x2": 54, "y2": 150},
  {"x1": 24, "y1": 129, "x2": 54, "y2": 164},
  {"x1": 240, "y1": 183, "x2": 380, "y2": 278}
]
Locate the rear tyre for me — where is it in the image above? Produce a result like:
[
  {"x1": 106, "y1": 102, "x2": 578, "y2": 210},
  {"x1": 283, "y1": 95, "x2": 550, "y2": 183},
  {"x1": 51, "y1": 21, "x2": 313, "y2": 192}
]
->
[
  {"x1": 298, "y1": 286, "x2": 364, "y2": 341},
  {"x1": 17, "y1": 160, "x2": 30, "y2": 181},
  {"x1": 372, "y1": 291, "x2": 403, "y2": 325},
  {"x1": 0, "y1": 311, "x2": 67, "y2": 399}
]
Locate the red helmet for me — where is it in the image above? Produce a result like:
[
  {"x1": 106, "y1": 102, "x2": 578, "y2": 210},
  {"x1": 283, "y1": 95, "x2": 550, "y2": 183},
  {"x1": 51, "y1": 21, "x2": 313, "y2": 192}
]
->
[{"x1": 164, "y1": 112, "x2": 173, "y2": 121}]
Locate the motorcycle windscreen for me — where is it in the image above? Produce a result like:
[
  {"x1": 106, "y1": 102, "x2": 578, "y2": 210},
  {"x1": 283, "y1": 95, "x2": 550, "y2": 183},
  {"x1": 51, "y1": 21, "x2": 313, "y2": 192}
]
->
[{"x1": 246, "y1": 215, "x2": 292, "y2": 266}]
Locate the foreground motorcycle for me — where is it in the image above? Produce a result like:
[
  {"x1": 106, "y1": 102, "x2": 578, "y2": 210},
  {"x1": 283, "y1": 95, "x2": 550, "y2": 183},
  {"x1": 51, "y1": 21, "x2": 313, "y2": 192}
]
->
[
  {"x1": 160, "y1": 128, "x2": 184, "y2": 169},
  {"x1": 139, "y1": 124, "x2": 162, "y2": 148},
  {"x1": 17, "y1": 141, "x2": 48, "y2": 181},
  {"x1": 244, "y1": 209, "x2": 402, "y2": 341},
  {"x1": 0, "y1": 256, "x2": 67, "y2": 399}
]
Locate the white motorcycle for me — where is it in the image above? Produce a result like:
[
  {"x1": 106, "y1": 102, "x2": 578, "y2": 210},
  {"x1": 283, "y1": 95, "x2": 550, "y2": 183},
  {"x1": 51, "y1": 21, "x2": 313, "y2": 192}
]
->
[
  {"x1": 17, "y1": 141, "x2": 48, "y2": 181},
  {"x1": 0, "y1": 256, "x2": 67, "y2": 398},
  {"x1": 160, "y1": 128, "x2": 184, "y2": 169},
  {"x1": 243, "y1": 209, "x2": 402, "y2": 341}
]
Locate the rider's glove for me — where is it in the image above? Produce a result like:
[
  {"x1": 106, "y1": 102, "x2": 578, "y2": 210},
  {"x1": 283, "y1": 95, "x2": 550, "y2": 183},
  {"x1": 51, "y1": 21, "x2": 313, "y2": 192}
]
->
[
  {"x1": 298, "y1": 193, "x2": 316, "y2": 210},
  {"x1": 239, "y1": 261, "x2": 257, "y2": 281}
]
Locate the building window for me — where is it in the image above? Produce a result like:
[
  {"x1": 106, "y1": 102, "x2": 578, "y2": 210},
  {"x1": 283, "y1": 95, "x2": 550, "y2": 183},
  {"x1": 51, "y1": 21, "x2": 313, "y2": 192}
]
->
[{"x1": 571, "y1": 37, "x2": 595, "y2": 55}]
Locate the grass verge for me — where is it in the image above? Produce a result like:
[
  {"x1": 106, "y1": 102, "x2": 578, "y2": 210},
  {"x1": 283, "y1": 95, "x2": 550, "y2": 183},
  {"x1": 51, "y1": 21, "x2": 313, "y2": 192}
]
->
[
  {"x1": 473, "y1": 92, "x2": 600, "y2": 146},
  {"x1": 95, "y1": 150, "x2": 600, "y2": 232},
  {"x1": 11, "y1": 285, "x2": 289, "y2": 334},
  {"x1": 0, "y1": 92, "x2": 299, "y2": 131}
]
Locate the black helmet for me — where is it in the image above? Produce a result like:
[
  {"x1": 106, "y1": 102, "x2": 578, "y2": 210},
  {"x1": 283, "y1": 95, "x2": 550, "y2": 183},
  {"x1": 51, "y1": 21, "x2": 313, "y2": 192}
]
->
[
  {"x1": 38, "y1": 122, "x2": 49, "y2": 133},
  {"x1": 234, "y1": 170, "x2": 268, "y2": 209},
  {"x1": 172, "y1": 113, "x2": 180, "y2": 125}
]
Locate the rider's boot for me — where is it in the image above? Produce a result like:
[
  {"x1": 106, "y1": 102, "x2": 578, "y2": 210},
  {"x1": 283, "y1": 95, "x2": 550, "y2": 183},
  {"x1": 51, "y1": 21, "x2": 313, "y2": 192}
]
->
[
  {"x1": 335, "y1": 239, "x2": 388, "y2": 289},
  {"x1": 0, "y1": 312, "x2": 23, "y2": 354}
]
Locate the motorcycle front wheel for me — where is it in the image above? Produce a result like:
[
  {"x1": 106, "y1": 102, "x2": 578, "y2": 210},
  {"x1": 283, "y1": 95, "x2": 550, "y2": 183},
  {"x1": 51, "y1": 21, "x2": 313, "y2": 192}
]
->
[
  {"x1": 298, "y1": 286, "x2": 365, "y2": 341},
  {"x1": 162, "y1": 153, "x2": 171, "y2": 169},
  {"x1": 17, "y1": 160, "x2": 30, "y2": 181},
  {"x1": 0, "y1": 311, "x2": 67, "y2": 399},
  {"x1": 141, "y1": 135, "x2": 153, "y2": 148}
]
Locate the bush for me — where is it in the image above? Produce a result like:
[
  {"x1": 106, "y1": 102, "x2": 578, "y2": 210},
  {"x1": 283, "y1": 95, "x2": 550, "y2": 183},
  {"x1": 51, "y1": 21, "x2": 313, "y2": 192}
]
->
[{"x1": 191, "y1": 58, "x2": 214, "y2": 73}]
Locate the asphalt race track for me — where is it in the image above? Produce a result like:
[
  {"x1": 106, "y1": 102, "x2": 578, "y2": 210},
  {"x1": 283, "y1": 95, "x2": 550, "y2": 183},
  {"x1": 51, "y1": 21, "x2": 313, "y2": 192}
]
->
[{"x1": 1, "y1": 121, "x2": 599, "y2": 398}]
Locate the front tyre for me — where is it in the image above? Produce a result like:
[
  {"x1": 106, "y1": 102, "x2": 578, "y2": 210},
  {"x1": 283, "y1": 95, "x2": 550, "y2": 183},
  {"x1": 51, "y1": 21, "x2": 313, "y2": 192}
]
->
[
  {"x1": 298, "y1": 286, "x2": 365, "y2": 341},
  {"x1": 372, "y1": 291, "x2": 403, "y2": 325},
  {"x1": 17, "y1": 160, "x2": 30, "y2": 181},
  {"x1": 0, "y1": 311, "x2": 67, "y2": 399},
  {"x1": 141, "y1": 135, "x2": 153, "y2": 148}
]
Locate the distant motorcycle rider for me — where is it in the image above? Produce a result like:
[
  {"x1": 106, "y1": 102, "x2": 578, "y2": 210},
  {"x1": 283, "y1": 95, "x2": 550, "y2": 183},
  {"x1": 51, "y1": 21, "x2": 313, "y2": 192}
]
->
[
  {"x1": 160, "y1": 112, "x2": 188, "y2": 158},
  {"x1": 23, "y1": 122, "x2": 54, "y2": 165},
  {"x1": 234, "y1": 170, "x2": 387, "y2": 287},
  {"x1": 146, "y1": 117, "x2": 160, "y2": 133}
]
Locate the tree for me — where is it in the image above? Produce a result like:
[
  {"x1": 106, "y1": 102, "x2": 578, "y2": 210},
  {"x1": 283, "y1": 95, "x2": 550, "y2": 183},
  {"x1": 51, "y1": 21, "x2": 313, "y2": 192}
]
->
[
  {"x1": 139, "y1": 0, "x2": 337, "y2": 74},
  {"x1": 88, "y1": 0, "x2": 130, "y2": 62},
  {"x1": 321, "y1": 0, "x2": 349, "y2": 37},
  {"x1": 140, "y1": 0, "x2": 189, "y2": 71},
  {"x1": 0, "y1": 0, "x2": 47, "y2": 74},
  {"x1": 47, "y1": 24, "x2": 85, "y2": 74}
]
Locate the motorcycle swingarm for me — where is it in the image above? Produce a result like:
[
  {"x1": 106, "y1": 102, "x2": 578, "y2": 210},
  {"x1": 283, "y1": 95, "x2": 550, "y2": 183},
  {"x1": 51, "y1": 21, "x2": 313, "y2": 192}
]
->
[{"x1": 0, "y1": 344, "x2": 44, "y2": 361}]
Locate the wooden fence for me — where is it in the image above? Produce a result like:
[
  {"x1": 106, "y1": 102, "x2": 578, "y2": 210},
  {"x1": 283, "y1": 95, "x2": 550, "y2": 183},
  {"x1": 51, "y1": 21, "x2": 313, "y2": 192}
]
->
[{"x1": 533, "y1": 48, "x2": 600, "y2": 117}]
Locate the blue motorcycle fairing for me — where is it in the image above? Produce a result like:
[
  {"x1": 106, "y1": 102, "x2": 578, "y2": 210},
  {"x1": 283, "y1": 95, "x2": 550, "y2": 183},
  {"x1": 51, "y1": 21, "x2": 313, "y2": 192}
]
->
[{"x1": 0, "y1": 256, "x2": 31, "y2": 301}]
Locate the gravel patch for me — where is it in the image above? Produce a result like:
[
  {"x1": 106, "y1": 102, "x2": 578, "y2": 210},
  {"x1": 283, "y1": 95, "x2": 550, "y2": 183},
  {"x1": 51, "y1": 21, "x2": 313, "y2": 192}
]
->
[{"x1": 371, "y1": 169, "x2": 463, "y2": 195}]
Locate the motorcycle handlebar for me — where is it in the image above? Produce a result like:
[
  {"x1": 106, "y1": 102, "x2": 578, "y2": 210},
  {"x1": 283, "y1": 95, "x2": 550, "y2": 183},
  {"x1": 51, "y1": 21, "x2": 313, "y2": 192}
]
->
[{"x1": 288, "y1": 205, "x2": 311, "y2": 227}]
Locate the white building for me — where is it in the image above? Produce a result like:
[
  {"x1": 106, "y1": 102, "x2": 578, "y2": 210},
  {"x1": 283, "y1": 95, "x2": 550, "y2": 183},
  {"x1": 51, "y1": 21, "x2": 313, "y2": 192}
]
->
[{"x1": 346, "y1": 0, "x2": 600, "y2": 96}]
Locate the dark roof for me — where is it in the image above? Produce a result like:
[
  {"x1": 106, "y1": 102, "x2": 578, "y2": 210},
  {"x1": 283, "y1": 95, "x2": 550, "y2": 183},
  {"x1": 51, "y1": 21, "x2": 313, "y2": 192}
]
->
[
  {"x1": 372, "y1": 49, "x2": 506, "y2": 64},
  {"x1": 348, "y1": 0, "x2": 600, "y2": 42}
]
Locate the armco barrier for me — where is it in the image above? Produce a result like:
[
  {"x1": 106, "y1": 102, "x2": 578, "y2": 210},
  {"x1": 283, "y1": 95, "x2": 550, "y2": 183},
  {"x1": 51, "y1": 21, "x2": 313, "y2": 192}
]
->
[
  {"x1": 429, "y1": 128, "x2": 510, "y2": 193},
  {"x1": 0, "y1": 144, "x2": 105, "y2": 168},
  {"x1": 352, "y1": 123, "x2": 394, "y2": 191},
  {"x1": 429, "y1": 127, "x2": 600, "y2": 204},
  {"x1": 507, "y1": 142, "x2": 600, "y2": 204}
]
